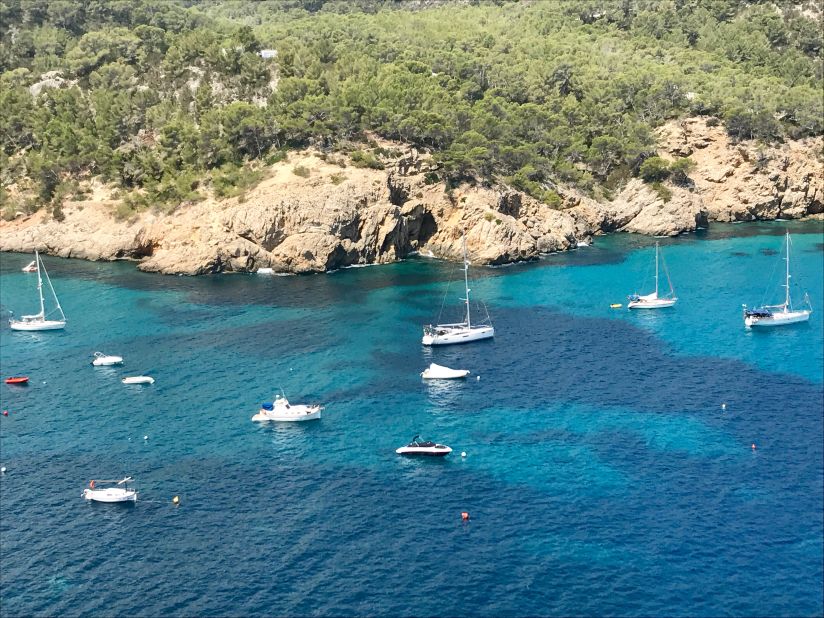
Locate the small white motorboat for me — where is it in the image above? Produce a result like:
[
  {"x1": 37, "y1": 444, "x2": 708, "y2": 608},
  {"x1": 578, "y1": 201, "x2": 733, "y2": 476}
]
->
[
  {"x1": 396, "y1": 435, "x2": 452, "y2": 457},
  {"x1": 92, "y1": 352, "x2": 124, "y2": 366},
  {"x1": 421, "y1": 363, "x2": 470, "y2": 379},
  {"x1": 22, "y1": 260, "x2": 37, "y2": 272},
  {"x1": 257, "y1": 267, "x2": 274, "y2": 274},
  {"x1": 82, "y1": 477, "x2": 138, "y2": 503},
  {"x1": 122, "y1": 376, "x2": 154, "y2": 385},
  {"x1": 252, "y1": 394, "x2": 322, "y2": 422}
]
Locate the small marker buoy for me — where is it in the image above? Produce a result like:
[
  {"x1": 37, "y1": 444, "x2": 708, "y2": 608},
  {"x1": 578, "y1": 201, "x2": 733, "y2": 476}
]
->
[
  {"x1": 461, "y1": 511, "x2": 470, "y2": 521},
  {"x1": 1, "y1": 467, "x2": 6, "y2": 473},
  {"x1": 476, "y1": 375, "x2": 480, "y2": 381},
  {"x1": 751, "y1": 443, "x2": 757, "y2": 450},
  {"x1": 143, "y1": 435, "x2": 148, "y2": 440},
  {"x1": 461, "y1": 451, "x2": 467, "y2": 457},
  {"x1": 721, "y1": 403, "x2": 727, "y2": 411},
  {"x1": 2, "y1": 410, "x2": 7, "y2": 417},
  {"x1": 172, "y1": 495, "x2": 180, "y2": 505}
]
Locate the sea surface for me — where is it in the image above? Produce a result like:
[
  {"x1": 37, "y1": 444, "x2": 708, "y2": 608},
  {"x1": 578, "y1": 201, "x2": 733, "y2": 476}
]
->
[{"x1": 1, "y1": 222, "x2": 822, "y2": 617}]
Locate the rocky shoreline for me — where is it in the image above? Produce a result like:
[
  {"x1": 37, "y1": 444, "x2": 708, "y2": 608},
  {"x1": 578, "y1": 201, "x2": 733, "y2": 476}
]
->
[{"x1": 1, "y1": 119, "x2": 821, "y2": 275}]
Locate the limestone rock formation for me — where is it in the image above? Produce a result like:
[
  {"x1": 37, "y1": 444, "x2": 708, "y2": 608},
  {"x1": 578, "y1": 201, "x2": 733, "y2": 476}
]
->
[{"x1": 1, "y1": 119, "x2": 821, "y2": 275}]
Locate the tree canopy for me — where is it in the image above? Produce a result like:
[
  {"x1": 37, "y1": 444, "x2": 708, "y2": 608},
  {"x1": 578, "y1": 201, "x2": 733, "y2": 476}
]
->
[{"x1": 1, "y1": 0, "x2": 821, "y2": 217}]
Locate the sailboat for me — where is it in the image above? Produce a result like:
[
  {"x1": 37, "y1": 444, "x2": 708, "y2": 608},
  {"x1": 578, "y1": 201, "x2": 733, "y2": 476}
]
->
[
  {"x1": 422, "y1": 233, "x2": 494, "y2": 345},
  {"x1": 743, "y1": 231, "x2": 812, "y2": 328},
  {"x1": 9, "y1": 251, "x2": 67, "y2": 331},
  {"x1": 628, "y1": 242, "x2": 677, "y2": 309}
]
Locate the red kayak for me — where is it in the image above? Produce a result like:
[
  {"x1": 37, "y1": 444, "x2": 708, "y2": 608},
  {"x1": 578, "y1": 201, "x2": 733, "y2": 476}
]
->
[{"x1": 4, "y1": 377, "x2": 29, "y2": 385}]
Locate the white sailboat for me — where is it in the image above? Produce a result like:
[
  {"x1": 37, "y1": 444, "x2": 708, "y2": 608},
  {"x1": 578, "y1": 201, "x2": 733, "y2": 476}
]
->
[
  {"x1": 83, "y1": 477, "x2": 138, "y2": 503},
  {"x1": 9, "y1": 251, "x2": 67, "y2": 331},
  {"x1": 743, "y1": 231, "x2": 812, "y2": 328},
  {"x1": 422, "y1": 234, "x2": 494, "y2": 345},
  {"x1": 628, "y1": 242, "x2": 677, "y2": 309}
]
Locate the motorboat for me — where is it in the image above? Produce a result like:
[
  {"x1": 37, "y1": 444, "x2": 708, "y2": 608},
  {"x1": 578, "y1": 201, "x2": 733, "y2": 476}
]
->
[
  {"x1": 743, "y1": 231, "x2": 812, "y2": 328},
  {"x1": 627, "y1": 242, "x2": 677, "y2": 309},
  {"x1": 421, "y1": 363, "x2": 469, "y2": 379},
  {"x1": 122, "y1": 376, "x2": 154, "y2": 385},
  {"x1": 9, "y1": 251, "x2": 67, "y2": 331},
  {"x1": 22, "y1": 260, "x2": 37, "y2": 272},
  {"x1": 396, "y1": 435, "x2": 452, "y2": 456},
  {"x1": 4, "y1": 376, "x2": 29, "y2": 385},
  {"x1": 252, "y1": 394, "x2": 322, "y2": 422},
  {"x1": 422, "y1": 232, "x2": 494, "y2": 346},
  {"x1": 82, "y1": 477, "x2": 138, "y2": 503},
  {"x1": 92, "y1": 352, "x2": 124, "y2": 366},
  {"x1": 257, "y1": 267, "x2": 274, "y2": 274}
]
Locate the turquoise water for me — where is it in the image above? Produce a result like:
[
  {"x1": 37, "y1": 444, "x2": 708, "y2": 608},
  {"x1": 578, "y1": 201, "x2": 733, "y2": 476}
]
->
[{"x1": 1, "y1": 221, "x2": 822, "y2": 616}]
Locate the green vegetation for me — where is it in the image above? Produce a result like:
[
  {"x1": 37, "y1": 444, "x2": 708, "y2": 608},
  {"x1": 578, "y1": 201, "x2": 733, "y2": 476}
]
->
[{"x1": 0, "y1": 0, "x2": 821, "y2": 215}]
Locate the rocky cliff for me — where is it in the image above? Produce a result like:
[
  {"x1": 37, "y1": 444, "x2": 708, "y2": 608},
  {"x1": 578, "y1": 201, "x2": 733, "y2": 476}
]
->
[{"x1": 1, "y1": 119, "x2": 821, "y2": 274}]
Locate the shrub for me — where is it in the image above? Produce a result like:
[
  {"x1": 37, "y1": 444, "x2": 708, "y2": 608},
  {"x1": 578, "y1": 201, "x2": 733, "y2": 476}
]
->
[
  {"x1": 669, "y1": 157, "x2": 696, "y2": 185},
  {"x1": 650, "y1": 181, "x2": 672, "y2": 202},
  {"x1": 213, "y1": 164, "x2": 265, "y2": 197},
  {"x1": 639, "y1": 156, "x2": 671, "y2": 183},
  {"x1": 350, "y1": 150, "x2": 384, "y2": 169},
  {"x1": 330, "y1": 172, "x2": 346, "y2": 185},
  {"x1": 292, "y1": 165, "x2": 311, "y2": 177}
]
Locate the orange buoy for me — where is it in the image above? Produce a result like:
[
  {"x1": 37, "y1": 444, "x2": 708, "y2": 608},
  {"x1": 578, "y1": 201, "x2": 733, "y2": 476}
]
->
[{"x1": 461, "y1": 511, "x2": 470, "y2": 521}]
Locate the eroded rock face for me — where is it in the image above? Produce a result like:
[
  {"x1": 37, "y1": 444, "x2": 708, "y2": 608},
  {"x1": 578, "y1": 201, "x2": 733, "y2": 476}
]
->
[
  {"x1": 1, "y1": 120, "x2": 821, "y2": 274},
  {"x1": 656, "y1": 118, "x2": 823, "y2": 223}
]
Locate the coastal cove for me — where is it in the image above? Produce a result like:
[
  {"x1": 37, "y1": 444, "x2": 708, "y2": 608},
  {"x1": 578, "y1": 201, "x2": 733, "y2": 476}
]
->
[{"x1": 0, "y1": 221, "x2": 822, "y2": 616}]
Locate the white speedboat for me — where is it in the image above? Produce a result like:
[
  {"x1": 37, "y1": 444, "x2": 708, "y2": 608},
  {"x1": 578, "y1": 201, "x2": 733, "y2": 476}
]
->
[
  {"x1": 421, "y1": 363, "x2": 470, "y2": 379},
  {"x1": 122, "y1": 376, "x2": 154, "y2": 385},
  {"x1": 92, "y1": 352, "x2": 124, "y2": 366},
  {"x1": 257, "y1": 267, "x2": 274, "y2": 274},
  {"x1": 9, "y1": 251, "x2": 67, "y2": 331},
  {"x1": 22, "y1": 260, "x2": 37, "y2": 272},
  {"x1": 423, "y1": 233, "x2": 494, "y2": 346},
  {"x1": 252, "y1": 394, "x2": 322, "y2": 422},
  {"x1": 83, "y1": 477, "x2": 138, "y2": 503},
  {"x1": 396, "y1": 436, "x2": 452, "y2": 456},
  {"x1": 743, "y1": 231, "x2": 812, "y2": 328},
  {"x1": 628, "y1": 242, "x2": 677, "y2": 309}
]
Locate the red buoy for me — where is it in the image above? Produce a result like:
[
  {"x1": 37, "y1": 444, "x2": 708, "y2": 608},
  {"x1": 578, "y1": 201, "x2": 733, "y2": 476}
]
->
[
  {"x1": 461, "y1": 511, "x2": 470, "y2": 521},
  {"x1": 2, "y1": 410, "x2": 7, "y2": 417}
]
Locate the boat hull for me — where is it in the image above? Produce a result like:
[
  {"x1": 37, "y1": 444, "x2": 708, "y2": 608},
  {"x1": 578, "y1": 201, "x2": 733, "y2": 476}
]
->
[
  {"x1": 396, "y1": 446, "x2": 452, "y2": 456},
  {"x1": 92, "y1": 356, "x2": 123, "y2": 366},
  {"x1": 421, "y1": 363, "x2": 470, "y2": 379},
  {"x1": 9, "y1": 319, "x2": 66, "y2": 331},
  {"x1": 252, "y1": 407, "x2": 322, "y2": 422},
  {"x1": 122, "y1": 376, "x2": 154, "y2": 385},
  {"x1": 4, "y1": 377, "x2": 29, "y2": 385},
  {"x1": 745, "y1": 310, "x2": 811, "y2": 328},
  {"x1": 628, "y1": 298, "x2": 677, "y2": 309},
  {"x1": 83, "y1": 488, "x2": 137, "y2": 503},
  {"x1": 422, "y1": 325, "x2": 494, "y2": 346}
]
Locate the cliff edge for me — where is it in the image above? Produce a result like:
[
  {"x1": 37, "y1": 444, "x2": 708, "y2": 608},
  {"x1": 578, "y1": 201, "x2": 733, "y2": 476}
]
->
[{"x1": 1, "y1": 119, "x2": 821, "y2": 274}]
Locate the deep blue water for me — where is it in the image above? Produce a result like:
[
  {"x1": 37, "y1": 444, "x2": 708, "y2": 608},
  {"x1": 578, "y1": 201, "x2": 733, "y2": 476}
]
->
[{"x1": 1, "y1": 222, "x2": 822, "y2": 617}]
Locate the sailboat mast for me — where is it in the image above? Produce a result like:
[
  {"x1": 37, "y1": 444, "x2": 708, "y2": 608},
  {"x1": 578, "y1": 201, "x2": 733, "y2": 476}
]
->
[
  {"x1": 784, "y1": 231, "x2": 791, "y2": 311},
  {"x1": 463, "y1": 233, "x2": 471, "y2": 328},
  {"x1": 654, "y1": 242, "x2": 659, "y2": 297},
  {"x1": 35, "y1": 250, "x2": 45, "y2": 318}
]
